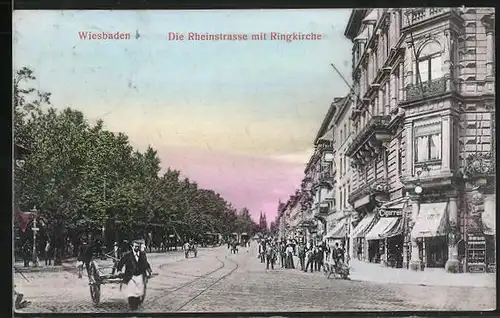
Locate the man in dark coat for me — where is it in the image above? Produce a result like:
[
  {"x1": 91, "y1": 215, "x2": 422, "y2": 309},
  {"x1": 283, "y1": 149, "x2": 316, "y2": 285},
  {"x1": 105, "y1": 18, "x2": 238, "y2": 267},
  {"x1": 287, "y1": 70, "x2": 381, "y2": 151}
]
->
[{"x1": 116, "y1": 239, "x2": 152, "y2": 311}]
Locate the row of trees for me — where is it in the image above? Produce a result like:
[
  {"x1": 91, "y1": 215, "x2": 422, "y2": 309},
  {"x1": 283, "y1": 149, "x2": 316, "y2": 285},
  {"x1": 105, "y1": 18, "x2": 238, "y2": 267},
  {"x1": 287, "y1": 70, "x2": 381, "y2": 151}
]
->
[{"x1": 14, "y1": 67, "x2": 259, "y2": 257}]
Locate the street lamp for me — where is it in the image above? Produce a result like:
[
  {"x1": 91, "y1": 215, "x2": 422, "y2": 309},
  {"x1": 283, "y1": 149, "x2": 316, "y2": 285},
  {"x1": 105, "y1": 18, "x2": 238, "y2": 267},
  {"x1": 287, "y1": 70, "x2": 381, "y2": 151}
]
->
[{"x1": 31, "y1": 206, "x2": 39, "y2": 267}]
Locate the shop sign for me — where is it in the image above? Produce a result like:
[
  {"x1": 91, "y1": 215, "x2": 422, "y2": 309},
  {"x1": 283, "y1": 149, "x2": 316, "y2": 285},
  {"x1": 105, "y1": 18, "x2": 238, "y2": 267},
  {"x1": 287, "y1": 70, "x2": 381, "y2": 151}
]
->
[{"x1": 378, "y1": 209, "x2": 403, "y2": 218}]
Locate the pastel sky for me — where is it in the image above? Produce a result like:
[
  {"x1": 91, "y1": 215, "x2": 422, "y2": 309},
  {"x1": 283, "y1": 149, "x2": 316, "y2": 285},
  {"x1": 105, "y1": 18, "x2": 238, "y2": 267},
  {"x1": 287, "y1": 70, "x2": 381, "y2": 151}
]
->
[{"x1": 13, "y1": 10, "x2": 353, "y2": 222}]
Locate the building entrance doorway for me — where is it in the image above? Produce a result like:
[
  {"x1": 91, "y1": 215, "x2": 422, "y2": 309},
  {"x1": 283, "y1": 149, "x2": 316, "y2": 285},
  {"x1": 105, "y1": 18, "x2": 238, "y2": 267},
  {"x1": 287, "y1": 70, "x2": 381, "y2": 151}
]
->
[{"x1": 425, "y1": 236, "x2": 448, "y2": 268}]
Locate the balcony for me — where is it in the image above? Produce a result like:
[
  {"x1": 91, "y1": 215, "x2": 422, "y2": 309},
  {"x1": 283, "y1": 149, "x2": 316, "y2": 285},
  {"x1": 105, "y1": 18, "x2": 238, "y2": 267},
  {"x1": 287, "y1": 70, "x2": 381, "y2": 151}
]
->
[
  {"x1": 401, "y1": 8, "x2": 462, "y2": 30},
  {"x1": 348, "y1": 178, "x2": 390, "y2": 206},
  {"x1": 316, "y1": 141, "x2": 334, "y2": 153},
  {"x1": 345, "y1": 115, "x2": 393, "y2": 166},
  {"x1": 405, "y1": 77, "x2": 447, "y2": 102}
]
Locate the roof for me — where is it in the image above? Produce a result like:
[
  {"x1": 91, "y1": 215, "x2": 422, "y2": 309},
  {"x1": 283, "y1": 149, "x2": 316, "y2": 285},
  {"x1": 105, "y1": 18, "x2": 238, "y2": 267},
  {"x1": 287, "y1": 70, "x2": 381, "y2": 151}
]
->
[
  {"x1": 344, "y1": 9, "x2": 368, "y2": 40},
  {"x1": 313, "y1": 99, "x2": 341, "y2": 145}
]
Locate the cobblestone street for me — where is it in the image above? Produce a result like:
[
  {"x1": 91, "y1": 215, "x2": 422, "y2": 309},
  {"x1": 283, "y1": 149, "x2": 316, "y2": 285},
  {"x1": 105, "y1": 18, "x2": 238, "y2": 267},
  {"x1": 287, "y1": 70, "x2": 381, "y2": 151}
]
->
[{"x1": 14, "y1": 246, "x2": 496, "y2": 314}]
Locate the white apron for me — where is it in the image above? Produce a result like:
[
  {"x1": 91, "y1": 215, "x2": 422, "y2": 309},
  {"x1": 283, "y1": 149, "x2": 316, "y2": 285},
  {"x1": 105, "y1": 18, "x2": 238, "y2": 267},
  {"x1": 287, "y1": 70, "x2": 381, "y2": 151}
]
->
[{"x1": 126, "y1": 274, "x2": 145, "y2": 298}]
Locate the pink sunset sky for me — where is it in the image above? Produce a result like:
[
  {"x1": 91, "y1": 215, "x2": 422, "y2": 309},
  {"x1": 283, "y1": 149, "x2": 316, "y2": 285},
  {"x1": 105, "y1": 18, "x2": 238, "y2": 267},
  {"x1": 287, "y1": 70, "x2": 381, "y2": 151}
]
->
[{"x1": 13, "y1": 10, "x2": 352, "y2": 222}]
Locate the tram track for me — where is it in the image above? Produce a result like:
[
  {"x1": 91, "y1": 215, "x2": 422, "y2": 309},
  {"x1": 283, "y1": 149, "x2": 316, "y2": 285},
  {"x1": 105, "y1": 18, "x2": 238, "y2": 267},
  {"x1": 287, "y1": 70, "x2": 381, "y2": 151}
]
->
[
  {"x1": 144, "y1": 254, "x2": 227, "y2": 305},
  {"x1": 174, "y1": 255, "x2": 239, "y2": 312},
  {"x1": 144, "y1": 254, "x2": 239, "y2": 312}
]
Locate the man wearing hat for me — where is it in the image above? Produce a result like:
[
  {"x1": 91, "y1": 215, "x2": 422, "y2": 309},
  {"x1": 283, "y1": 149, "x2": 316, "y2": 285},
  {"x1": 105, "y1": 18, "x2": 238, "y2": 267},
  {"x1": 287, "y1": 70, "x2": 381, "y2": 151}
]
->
[{"x1": 116, "y1": 239, "x2": 152, "y2": 311}]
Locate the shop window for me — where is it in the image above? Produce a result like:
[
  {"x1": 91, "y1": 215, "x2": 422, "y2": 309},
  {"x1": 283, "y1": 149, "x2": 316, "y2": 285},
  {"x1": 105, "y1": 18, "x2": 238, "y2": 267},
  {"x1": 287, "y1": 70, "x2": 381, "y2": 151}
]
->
[
  {"x1": 414, "y1": 122, "x2": 442, "y2": 163},
  {"x1": 416, "y1": 41, "x2": 443, "y2": 84}
]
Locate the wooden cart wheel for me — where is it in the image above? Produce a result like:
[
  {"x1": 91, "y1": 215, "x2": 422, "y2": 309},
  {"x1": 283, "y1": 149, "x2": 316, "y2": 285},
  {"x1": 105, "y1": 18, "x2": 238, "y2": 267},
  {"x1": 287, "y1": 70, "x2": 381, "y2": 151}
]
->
[{"x1": 89, "y1": 263, "x2": 101, "y2": 306}]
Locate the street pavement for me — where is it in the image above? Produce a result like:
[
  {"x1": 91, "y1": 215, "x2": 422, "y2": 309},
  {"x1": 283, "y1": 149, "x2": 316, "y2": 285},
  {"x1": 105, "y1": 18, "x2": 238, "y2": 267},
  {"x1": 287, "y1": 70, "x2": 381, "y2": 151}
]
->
[{"x1": 14, "y1": 244, "x2": 496, "y2": 314}]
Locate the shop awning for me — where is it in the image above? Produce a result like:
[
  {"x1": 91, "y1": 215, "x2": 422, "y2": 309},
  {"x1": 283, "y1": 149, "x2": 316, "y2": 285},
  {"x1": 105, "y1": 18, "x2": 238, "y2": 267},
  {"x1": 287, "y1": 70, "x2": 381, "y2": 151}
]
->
[
  {"x1": 365, "y1": 217, "x2": 401, "y2": 241},
  {"x1": 325, "y1": 222, "x2": 346, "y2": 239},
  {"x1": 411, "y1": 202, "x2": 448, "y2": 238},
  {"x1": 482, "y1": 196, "x2": 495, "y2": 236},
  {"x1": 351, "y1": 213, "x2": 376, "y2": 238}
]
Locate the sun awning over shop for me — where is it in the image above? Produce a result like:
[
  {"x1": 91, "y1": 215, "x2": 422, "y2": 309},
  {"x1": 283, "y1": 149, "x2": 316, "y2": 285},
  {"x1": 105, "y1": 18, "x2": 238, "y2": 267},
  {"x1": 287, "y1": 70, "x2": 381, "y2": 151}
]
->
[
  {"x1": 365, "y1": 217, "x2": 401, "y2": 241},
  {"x1": 351, "y1": 213, "x2": 376, "y2": 238},
  {"x1": 411, "y1": 202, "x2": 448, "y2": 238},
  {"x1": 325, "y1": 222, "x2": 347, "y2": 239},
  {"x1": 482, "y1": 196, "x2": 495, "y2": 236}
]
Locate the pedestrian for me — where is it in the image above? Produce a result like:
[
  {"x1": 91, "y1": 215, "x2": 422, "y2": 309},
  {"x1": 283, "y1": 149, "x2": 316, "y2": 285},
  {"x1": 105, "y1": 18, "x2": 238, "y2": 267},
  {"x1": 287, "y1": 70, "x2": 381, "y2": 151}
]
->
[
  {"x1": 298, "y1": 242, "x2": 306, "y2": 271},
  {"x1": 265, "y1": 243, "x2": 277, "y2": 270},
  {"x1": 44, "y1": 239, "x2": 52, "y2": 266},
  {"x1": 111, "y1": 242, "x2": 120, "y2": 274},
  {"x1": 259, "y1": 241, "x2": 266, "y2": 263},
  {"x1": 335, "y1": 242, "x2": 345, "y2": 264},
  {"x1": 285, "y1": 242, "x2": 295, "y2": 269},
  {"x1": 115, "y1": 239, "x2": 152, "y2": 311},
  {"x1": 279, "y1": 242, "x2": 286, "y2": 268},
  {"x1": 305, "y1": 245, "x2": 316, "y2": 273},
  {"x1": 76, "y1": 239, "x2": 88, "y2": 279},
  {"x1": 316, "y1": 244, "x2": 324, "y2": 272}
]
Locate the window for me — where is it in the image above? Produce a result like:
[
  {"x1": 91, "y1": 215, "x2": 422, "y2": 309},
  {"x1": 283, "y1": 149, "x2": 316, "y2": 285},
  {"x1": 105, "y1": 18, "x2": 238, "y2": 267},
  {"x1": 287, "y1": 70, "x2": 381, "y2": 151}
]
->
[
  {"x1": 373, "y1": 159, "x2": 378, "y2": 179},
  {"x1": 414, "y1": 122, "x2": 442, "y2": 163},
  {"x1": 416, "y1": 41, "x2": 443, "y2": 84},
  {"x1": 344, "y1": 155, "x2": 347, "y2": 175},
  {"x1": 383, "y1": 148, "x2": 388, "y2": 178},
  {"x1": 385, "y1": 29, "x2": 390, "y2": 58},
  {"x1": 343, "y1": 187, "x2": 347, "y2": 208},
  {"x1": 344, "y1": 124, "x2": 347, "y2": 141},
  {"x1": 340, "y1": 157, "x2": 343, "y2": 176},
  {"x1": 397, "y1": 136, "x2": 403, "y2": 176},
  {"x1": 339, "y1": 191, "x2": 343, "y2": 210},
  {"x1": 347, "y1": 184, "x2": 351, "y2": 199}
]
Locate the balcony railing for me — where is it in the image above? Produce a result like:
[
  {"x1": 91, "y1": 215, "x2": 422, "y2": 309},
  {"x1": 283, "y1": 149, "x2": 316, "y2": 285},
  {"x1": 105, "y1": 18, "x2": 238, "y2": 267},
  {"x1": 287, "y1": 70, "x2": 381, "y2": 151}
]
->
[
  {"x1": 348, "y1": 178, "x2": 390, "y2": 205},
  {"x1": 405, "y1": 77, "x2": 447, "y2": 101},
  {"x1": 317, "y1": 141, "x2": 334, "y2": 153},
  {"x1": 402, "y1": 8, "x2": 458, "y2": 29},
  {"x1": 345, "y1": 115, "x2": 392, "y2": 162}
]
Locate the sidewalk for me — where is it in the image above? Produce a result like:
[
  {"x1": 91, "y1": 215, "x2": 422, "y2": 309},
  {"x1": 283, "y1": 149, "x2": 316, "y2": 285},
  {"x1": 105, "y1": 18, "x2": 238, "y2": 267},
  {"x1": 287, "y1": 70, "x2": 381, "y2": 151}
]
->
[
  {"x1": 14, "y1": 257, "x2": 78, "y2": 273},
  {"x1": 13, "y1": 247, "x2": 215, "y2": 274},
  {"x1": 348, "y1": 259, "x2": 496, "y2": 288}
]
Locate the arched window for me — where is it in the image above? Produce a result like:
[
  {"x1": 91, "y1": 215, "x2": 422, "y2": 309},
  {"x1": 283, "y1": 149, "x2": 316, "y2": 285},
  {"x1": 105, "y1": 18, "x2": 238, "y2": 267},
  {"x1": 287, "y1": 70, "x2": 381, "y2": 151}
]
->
[{"x1": 416, "y1": 41, "x2": 443, "y2": 84}]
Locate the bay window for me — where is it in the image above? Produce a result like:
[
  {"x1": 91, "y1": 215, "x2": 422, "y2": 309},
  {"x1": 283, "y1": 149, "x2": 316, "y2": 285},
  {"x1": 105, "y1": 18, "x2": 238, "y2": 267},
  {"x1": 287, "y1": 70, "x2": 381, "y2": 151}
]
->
[{"x1": 414, "y1": 122, "x2": 442, "y2": 163}]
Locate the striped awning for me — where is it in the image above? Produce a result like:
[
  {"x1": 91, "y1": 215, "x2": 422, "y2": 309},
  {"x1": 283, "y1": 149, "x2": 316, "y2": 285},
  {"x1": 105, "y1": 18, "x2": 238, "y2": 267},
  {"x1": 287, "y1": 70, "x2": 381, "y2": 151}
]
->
[
  {"x1": 351, "y1": 213, "x2": 376, "y2": 238},
  {"x1": 325, "y1": 222, "x2": 347, "y2": 239},
  {"x1": 365, "y1": 217, "x2": 402, "y2": 241}
]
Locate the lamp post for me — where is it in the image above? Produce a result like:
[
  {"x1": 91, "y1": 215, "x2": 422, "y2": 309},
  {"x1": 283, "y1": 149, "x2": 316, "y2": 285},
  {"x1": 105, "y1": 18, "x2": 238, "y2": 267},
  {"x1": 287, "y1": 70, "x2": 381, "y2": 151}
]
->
[
  {"x1": 409, "y1": 165, "x2": 430, "y2": 271},
  {"x1": 31, "y1": 206, "x2": 39, "y2": 267}
]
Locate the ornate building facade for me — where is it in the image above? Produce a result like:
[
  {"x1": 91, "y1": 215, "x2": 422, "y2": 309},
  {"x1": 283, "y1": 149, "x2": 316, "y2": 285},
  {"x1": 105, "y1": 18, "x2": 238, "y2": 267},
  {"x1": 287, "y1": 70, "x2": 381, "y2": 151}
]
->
[{"x1": 344, "y1": 8, "x2": 495, "y2": 273}]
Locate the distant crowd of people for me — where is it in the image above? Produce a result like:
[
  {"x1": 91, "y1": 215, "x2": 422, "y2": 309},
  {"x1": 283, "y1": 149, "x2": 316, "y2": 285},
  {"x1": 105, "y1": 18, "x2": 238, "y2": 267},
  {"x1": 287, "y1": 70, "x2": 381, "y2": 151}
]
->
[{"x1": 257, "y1": 238, "x2": 346, "y2": 273}]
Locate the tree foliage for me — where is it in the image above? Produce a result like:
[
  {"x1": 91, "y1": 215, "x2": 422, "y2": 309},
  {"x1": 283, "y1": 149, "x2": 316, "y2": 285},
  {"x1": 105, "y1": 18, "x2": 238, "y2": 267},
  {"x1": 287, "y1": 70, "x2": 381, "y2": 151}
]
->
[{"x1": 13, "y1": 67, "x2": 258, "y2": 244}]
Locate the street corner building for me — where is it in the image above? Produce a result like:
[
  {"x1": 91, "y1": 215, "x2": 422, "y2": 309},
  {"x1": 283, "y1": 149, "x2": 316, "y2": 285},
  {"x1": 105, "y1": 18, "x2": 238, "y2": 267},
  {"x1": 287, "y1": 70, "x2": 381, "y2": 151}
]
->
[
  {"x1": 344, "y1": 8, "x2": 495, "y2": 274},
  {"x1": 275, "y1": 7, "x2": 495, "y2": 275}
]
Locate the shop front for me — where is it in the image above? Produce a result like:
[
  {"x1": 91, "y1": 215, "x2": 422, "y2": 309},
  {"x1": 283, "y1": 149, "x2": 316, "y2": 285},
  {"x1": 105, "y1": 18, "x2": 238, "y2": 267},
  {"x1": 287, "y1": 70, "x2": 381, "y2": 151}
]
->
[
  {"x1": 325, "y1": 220, "x2": 347, "y2": 249},
  {"x1": 410, "y1": 201, "x2": 449, "y2": 270},
  {"x1": 350, "y1": 213, "x2": 376, "y2": 261},
  {"x1": 482, "y1": 194, "x2": 495, "y2": 273},
  {"x1": 365, "y1": 208, "x2": 403, "y2": 266}
]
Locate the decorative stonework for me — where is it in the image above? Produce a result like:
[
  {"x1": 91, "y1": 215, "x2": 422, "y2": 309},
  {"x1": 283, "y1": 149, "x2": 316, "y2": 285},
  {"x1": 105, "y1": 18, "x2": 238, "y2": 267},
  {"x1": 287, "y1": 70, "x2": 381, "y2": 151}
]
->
[
  {"x1": 405, "y1": 77, "x2": 447, "y2": 101},
  {"x1": 463, "y1": 152, "x2": 495, "y2": 177},
  {"x1": 348, "y1": 178, "x2": 390, "y2": 204}
]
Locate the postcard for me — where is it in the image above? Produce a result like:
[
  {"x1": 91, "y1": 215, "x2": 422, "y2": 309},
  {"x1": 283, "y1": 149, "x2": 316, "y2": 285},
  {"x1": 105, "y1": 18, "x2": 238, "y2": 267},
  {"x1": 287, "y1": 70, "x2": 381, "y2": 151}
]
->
[{"x1": 13, "y1": 8, "x2": 496, "y2": 314}]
